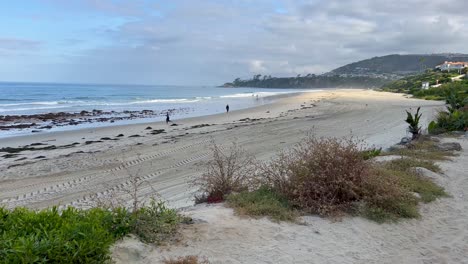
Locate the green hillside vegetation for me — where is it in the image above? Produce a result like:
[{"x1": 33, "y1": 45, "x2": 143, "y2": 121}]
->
[
  {"x1": 381, "y1": 70, "x2": 461, "y2": 94},
  {"x1": 224, "y1": 74, "x2": 389, "y2": 88},
  {"x1": 331, "y1": 54, "x2": 468, "y2": 76},
  {"x1": 381, "y1": 70, "x2": 468, "y2": 133}
]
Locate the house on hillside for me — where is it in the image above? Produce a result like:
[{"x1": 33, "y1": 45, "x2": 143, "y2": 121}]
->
[
  {"x1": 421, "y1": 82, "x2": 430, "y2": 90},
  {"x1": 435, "y1": 61, "x2": 468, "y2": 72}
]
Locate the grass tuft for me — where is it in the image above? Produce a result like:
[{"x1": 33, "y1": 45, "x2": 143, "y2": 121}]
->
[
  {"x1": 226, "y1": 186, "x2": 297, "y2": 222},
  {"x1": 383, "y1": 157, "x2": 441, "y2": 173},
  {"x1": 384, "y1": 136, "x2": 456, "y2": 161}
]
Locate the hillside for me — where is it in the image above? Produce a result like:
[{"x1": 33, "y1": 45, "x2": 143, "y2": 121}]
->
[
  {"x1": 223, "y1": 75, "x2": 389, "y2": 89},
  {"x1": 329, "y1": 54, "x2": 468, "y2": 77},
  {"x1": 380, "y1": 70, "x2": 463, "y2": 93},
  {"x1": 223, "y1": 53, "x2": 468, "y2": 89}
]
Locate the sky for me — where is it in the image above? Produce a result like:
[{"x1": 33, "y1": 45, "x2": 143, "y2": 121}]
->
[{"x1": 0, "y1": 0, "x2": 467, "y2": 85}]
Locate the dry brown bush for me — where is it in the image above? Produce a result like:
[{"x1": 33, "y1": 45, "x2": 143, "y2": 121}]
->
[
  {"x1": 259, "y1": 136, "x2": 403, "y2": 216},
  {"x1": 193, "y1": 139, "x2": 255, "y2": 203}
]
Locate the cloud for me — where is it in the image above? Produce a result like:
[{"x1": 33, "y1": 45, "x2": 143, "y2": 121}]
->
[
  {"x1": 3, "y1": 0, "x2": 468, "y2": 84},
  {"x1": 0, "y1": 38, "x2": 41, "y2": 50}
]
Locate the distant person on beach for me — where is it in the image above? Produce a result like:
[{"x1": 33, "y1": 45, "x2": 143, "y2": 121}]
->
[
  {"x1": 226, "y1": 104, "x2": 230, "y2": 113},
  {"x1": 166, "y1": 112, "x2": 170, "y2": 124}
]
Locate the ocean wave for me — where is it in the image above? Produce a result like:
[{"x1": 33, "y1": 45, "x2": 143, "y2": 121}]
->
[
  {"x1": 0, "y1": 105, "x2": 67, "y2": 112},
  {"x1": 0, "y1": 101, "x2": 62, "y2": 107},
  {"x1": 0, "y1": 98, "x2": 202, "y2": 111},
  {"x1": 128, "y1": 98, "x2": 200, "y2": 104}
]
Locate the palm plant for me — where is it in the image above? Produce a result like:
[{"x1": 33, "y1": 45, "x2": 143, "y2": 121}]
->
[{"x1": 405, "y1": 107, "x2": 422, "y2": 140}]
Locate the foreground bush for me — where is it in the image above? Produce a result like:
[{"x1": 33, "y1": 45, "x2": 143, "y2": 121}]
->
[
  {"x1": 260, "y1": 137, "x2": 382, "y2": 215},
  {"x1": 0, "y1": 201, "x2": 181, "y2": 263}
]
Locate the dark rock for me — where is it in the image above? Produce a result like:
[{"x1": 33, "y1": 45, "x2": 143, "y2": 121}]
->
[
  {"x1": 34, "y1": 156, "x2": 46, "y2": 159},
  {"x1": 116, "y1": 134, "x2": 124, "y2": 137},
  {"x1": 129, "y1": 134, "x2": 142, "y2": 138},
  {"x1": 31, "y1": 130, "x2": 41, "y2": 133},
  {"x1": 2, "y1": 153, "x2": 19, "y2": 158},
  {"x1": 170, "y1": 124, "x2": 178, "y2": 126},
  {"x1": 190, "y1": 124, "x2": 211, "y2": 129},
  {"x1": 145, "y1": 126, "x2": 152, "y2": 130},
  {"x1": 30, "y1": 143, "x2": 46, "y2": 146},
  {"x1": 400, "y1": 137, "x2": 411, "y2": 145},
  {"x1": 149, "y1": 129, "x2": 165, "y2": 135},
  {"x1": 85, "y1": 140, "x2": 103, "y2": 145}
]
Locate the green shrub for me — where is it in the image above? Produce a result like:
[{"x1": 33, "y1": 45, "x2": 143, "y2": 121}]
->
[
  {"x1": 226, "y1": 186, "x2": 296, "y2": 222},
  {"x1": 132, "y1": 199, "x2": 181, "y2": 244},
  {"x1": 360, "y1": 148, "x2": 382, "y2": 160},
  {"x1": 429, "y1": 109, "x2": 468, "y2": 134},
  {"x1": 0, "y1": 206, "x2": 132, "y2": 263},
  {"x1": 0, "y1": 201, "x2": 182, "y2": 263}
]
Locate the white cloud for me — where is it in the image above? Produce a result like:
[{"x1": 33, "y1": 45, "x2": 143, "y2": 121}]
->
[{"x1": 3, "y1": 0, "x2": 468, "y2": 84}]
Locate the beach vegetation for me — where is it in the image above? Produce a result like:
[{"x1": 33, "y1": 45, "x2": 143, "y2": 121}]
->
[
  {"x1": 405, "y1": 107, "x2": 422, "y2": 140},
  {"x1": 226, "y1": 186, "x2": 297, "y2": 222},
  {"x1": 382, "y1": 71, "x2": 468, "y2": 134},
  {"x1": 360, "y1": 147, "x2": 382, "y2": 160},
  {"x1": 385, "y1": 135, "x2": 455, "y2": 161},
  {"x1": 196, "y1": 136, "x2": 448, "y2": 223},
  {"x1": 193, "y1": 140, "x2": 255, "y2": 204},
  {"x1": 0, "y1": 200, "x2": 182, "y2": 263}
]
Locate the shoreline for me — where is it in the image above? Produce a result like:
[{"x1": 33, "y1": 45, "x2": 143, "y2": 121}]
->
[{"x1": 0, "y1": 90, "x2": 311, "y2": 143}]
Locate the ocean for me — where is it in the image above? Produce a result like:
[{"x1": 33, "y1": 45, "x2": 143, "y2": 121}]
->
[{"x1": 0, "y1": 82, "x2": 321, "y2": 137}]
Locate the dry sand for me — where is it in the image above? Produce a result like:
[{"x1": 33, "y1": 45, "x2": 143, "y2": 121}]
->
[{"x1": 3, "y1": 89, "x2": 466, "y2": 263}]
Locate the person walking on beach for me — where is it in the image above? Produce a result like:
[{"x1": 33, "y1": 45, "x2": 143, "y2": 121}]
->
[
  {"x1": 166, "y1": 112, "x2": 170, "y2": 124},
  {"x1": 226, "y1": 104, "x2": 230, "y2": 113}
]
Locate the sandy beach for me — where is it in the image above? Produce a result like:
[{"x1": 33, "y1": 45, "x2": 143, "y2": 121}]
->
[{"x1": 0, "y1": 89, "x2": 445, "y2": 210}]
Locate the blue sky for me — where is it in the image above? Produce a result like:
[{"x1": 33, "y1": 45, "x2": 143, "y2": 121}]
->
[{"x1": 0, "y1": 0, "x2": 467, "y2": 85}]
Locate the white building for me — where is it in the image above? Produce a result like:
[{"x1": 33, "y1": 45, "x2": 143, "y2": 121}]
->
[
  {"x1": 435, "y1": 61, "x2": 468, "y2": 72},
  {"x1": 421, "y1": 82, "x2": 430, "y2": 90}
]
